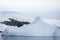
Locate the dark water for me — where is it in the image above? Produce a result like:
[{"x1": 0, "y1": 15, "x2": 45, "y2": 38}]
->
[
  {"x1": 0, "y1": 33, "x2": 60, "y2": 40},
  {"x1": 0, "y1": 36, "x2": 60, "y2": 40}
]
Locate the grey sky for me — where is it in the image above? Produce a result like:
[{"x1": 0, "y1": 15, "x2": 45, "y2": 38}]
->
[{"x1": 0, "y1": 0, "x2": 60, "y2": 19}]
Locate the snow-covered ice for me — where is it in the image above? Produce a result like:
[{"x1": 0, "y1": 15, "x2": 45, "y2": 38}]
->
[{"x1": 2, "y1": 17, "x2": 59, "y2": 36}]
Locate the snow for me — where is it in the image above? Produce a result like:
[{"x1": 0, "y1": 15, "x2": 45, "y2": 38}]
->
[
  {"x1": 2, "y1": 17, "x2": 58, "y2": 36},
  {"x1": 0, "y1": 12, "x2": 60, "y2": 36},
  {"x1": 0, "y1": 12, "x2": 34, "y2": 31}
]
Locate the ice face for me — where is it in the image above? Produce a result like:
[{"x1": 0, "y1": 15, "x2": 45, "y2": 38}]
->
[
  {"x1": 2, "y1": 17, "x2": 57, "y2": 36},
  {"x1": 53, "y1": 27, "x2": 60, "y2": 36}
]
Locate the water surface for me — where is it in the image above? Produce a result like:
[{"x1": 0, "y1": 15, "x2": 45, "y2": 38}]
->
[{"x1": 0, "y1": 33, "x2": 60, "y2": 40}]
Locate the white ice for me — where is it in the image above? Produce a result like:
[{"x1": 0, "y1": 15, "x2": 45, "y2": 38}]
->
[{"x1": 2, "y1": 17, "x2": 58, "y2": 36}]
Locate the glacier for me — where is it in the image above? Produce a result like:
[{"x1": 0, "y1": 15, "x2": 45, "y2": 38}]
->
[{"x1": 2, "y1": 16, "x2": 60, "y2": 36}]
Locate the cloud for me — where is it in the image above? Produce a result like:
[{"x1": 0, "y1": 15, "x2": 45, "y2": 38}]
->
[{"x1": 0, "y1": 0, "x2": 60, "y2": 19}]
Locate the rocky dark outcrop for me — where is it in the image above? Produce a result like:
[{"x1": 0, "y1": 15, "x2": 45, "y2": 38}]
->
[
  {"x1": 0, "y1": 18, "x2": 30, "y2": 27},
  {"x1": 0, "y1": 31, "x2": 3, "y2": 33}
]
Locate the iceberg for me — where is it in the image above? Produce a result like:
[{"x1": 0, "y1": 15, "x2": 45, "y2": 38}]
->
[{"x1": 2, "y1": 17, "x2": 58, "y2": 36}]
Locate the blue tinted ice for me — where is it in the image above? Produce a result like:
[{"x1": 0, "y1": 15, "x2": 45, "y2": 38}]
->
[{"x1": 2, "y1": 17, "x2": 57, "y2": 36}]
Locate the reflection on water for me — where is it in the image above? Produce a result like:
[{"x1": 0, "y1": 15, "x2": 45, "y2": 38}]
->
[
  {"x1": 0, "y1": 35, "x2": 59, "y2": 40},
  {"x1": 0, "y1": 33, "x2": 60, "y2": 40}
]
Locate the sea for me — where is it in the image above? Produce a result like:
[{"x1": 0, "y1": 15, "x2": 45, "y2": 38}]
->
[{"x1": 0, "y1": 33, "x2": 60, "y2": 40}]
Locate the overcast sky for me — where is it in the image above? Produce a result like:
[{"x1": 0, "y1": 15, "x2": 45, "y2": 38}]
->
[{"x1": 0, "y1": 0, "x2": 60, "y2": 19}]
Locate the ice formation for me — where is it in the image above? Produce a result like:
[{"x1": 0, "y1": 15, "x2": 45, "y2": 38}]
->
[{"x1": 2, "y1": 17, "x2": 58, "y2": 36}]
